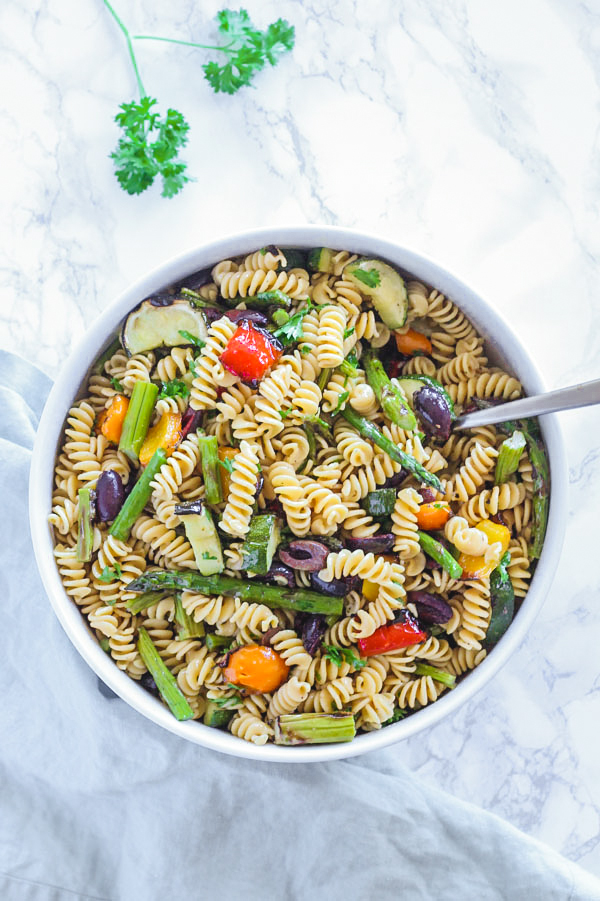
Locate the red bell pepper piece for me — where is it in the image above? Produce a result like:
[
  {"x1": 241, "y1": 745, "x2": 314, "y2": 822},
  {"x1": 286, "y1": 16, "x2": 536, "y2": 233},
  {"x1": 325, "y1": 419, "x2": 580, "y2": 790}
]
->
[
  {"x1": 220, "y1": 320, "x2": 283, "y2": 382},
  {"x1": 357, "y1": 614, "x2": 427, "y2": 657}
]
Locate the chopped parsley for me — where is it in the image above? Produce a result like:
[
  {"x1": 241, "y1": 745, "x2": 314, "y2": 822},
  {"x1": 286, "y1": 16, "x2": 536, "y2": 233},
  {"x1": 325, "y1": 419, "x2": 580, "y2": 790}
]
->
[
  {"x1": 300, "y1": 344, "x2": 311, "y2": 354},
  {"x1": 382, "y1": 707, "x2": 407, "y2": 726},
  {"x1": 218, "y1": 456, "x2": 235, "y2": 474},
  {"x1": 333, "y1": 390, "x2": 350, "y2": 413},
  {"x1": 349, "y1": 267, "x2": 381, "y2": 289},
  {"x1": 272, "y1": 307, "x2": 311, "y2": 345},
  {"x1": 110, "y1": 376, "x2": 124, "y2": 392},
  {"x1": 158, "y1": 378, "x2": 190, "y2": 400},
  {"x1": 213, "y1": 692, "x2": 244, "y2": 708},
  {"x1": 98, "y1": 563, "x2": 122, "y2": 583},
  {"x1": 279, "y1": 408, "x2": 293, "y2": 419},
  {"x1": 201, "y1": 552, "x2": 217, "y2": 561},
  {"x1": 322, "y1": 645, "x2": 366, "y2": 669},
  {"x1": 343, "y1": 327, "x2": 355, "y2": 340}
]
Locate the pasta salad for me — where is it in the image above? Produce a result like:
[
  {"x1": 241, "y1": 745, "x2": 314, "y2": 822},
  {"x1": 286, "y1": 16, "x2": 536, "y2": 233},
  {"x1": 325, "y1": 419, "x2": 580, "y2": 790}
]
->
[{"x1": 48, "y1": 246, "x2": 548, "y2": 746}]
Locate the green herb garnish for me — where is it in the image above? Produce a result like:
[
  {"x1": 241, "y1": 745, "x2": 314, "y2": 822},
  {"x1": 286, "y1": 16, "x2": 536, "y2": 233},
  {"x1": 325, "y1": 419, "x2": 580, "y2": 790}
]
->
[
  {"x1": 382, "y1": 707, "x2": 407, "y2": 726},
  {"x1": 333, "y1": 390, "x2": 350, "y2": 413},
  {"x1": 99, "y1": 563, "x2": 123, "y2": 583},
  {"x1": 213, "y1": 693, "x2": 244, "y2": 708},
  {"x1": 272, "y1": 307, "x2": 311, "y2": 345},
  {"x1": 218, "y1": 457, "x2": 235, "y2": 474},
  {"x1": 349, "y1": 267, "x2": 381, "y2": 289},
  {"x1": 322, "y1": 645, "x2": 366, "y2": 669},
  {"x1": 110, "y1": 377, "x2": 124, "y2": 392},
  {"x1": 343, "y1": 327, "x2": 355, "y2": 339},
  {"x1": 201, "y1": 552, "x2": 217, "y2": 561},
  {"x1": 158, "y1": 378, "x2": 190, "y2": 400}
]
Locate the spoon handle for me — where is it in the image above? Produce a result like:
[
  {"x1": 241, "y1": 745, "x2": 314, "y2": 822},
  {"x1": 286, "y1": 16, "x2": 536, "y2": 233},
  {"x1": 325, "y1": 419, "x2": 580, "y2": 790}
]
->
[{"x1": 453, "y1": 378, "x2": 600, "y2": 430}]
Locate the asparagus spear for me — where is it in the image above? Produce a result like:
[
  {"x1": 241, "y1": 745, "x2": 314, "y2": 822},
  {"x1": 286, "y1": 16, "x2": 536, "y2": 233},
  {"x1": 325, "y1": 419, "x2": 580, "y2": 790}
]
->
[
  {"x1": 175, "y1": 595, "x2": 206, "y2": 640},
  {"x1": 76, "y1": 488, "x2": 94, "y2": 563},
  {"x1": 363, "y1": 348, "x2": 417, "y2": 429},
  {"x1": 93, "y1": 336, "x2": 121, "y2": 375},
  {"x1": 495, "y1": 431, "x2": 526, "y2": 484},
  {"x1": 271, "y1": 309, "x2": 290, "y2": 328},
  {"x1": 118, "y1": 381, "x2": 159, "y2": 463},
  {"x1": 524, "y1": 432, "x2": 549, "y2": 559},
  {"x1": 341, "y1": 406, "x2": 442, "y2": 490},
  {"x1": 109, "y1": 448, "x2": 167, "y2": 542},
  {"x1": 414, "y1": 663, "x2": 456, "y2": 688},
  {"x1": 137, "y1": 627, "x2": 194, "y2": 721},
  {"x1": 317, "y1": 367, "x2": 332, "y2": 392},
  {"x1": 179, "y1": 288, "x2": 227, "y2": 311},
  {"x1": 418, "y1": 531, "x2": 463, "y2": 579},
  {"x1": 197, "y1": 432, "x2": 223, "y2": 504},
  {"x1": 205, "y1": 633, "x2": 234, "y2": 653},
  {"x1": 225, "y1": 290, "x2": 292, "y2": 310},
  {"x1": 274, "y1": 713, "x2": 356, "y2": 745},
  {"x1": 125, "y1": 570, "x2": 344, "y2": 616},
  {"x1": 126, "y1": 590, "x2": 168, "y2": 614}
]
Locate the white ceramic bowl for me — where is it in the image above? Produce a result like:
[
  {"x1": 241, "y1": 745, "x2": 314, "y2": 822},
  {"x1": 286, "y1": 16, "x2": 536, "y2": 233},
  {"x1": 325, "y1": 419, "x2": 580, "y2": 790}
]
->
[{"x1": 30, "y1": 225, "x2": 567, "y2": 762}]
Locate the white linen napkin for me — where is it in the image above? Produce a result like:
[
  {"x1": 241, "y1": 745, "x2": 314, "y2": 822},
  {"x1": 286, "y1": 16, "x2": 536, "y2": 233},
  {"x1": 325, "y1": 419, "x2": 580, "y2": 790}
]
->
[{"x1": 2, "y1": 349, "x2": 599, "y2": 901}]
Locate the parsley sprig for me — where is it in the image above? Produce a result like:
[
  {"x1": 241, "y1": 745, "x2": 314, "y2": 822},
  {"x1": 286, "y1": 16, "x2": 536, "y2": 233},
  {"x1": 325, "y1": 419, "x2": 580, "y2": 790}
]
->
[
  {"x1": 136, "y1": 10, "x2": 295, "y2": 95},
  {"x1": 158, "y1": 379, "x2": 190, "y2": 400},
  {"x1": 322, "y1": 645, "x2": 366, "y2": 670},
  {"x1": 98, "y1": 563, "x2": 123, "y2": 583}
]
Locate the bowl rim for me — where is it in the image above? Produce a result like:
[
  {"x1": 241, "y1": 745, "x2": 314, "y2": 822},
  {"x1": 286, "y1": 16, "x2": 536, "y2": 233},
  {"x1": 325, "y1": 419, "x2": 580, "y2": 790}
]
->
[{"x1": 29, "y1": 224, "x2": 568, "y2": 762}]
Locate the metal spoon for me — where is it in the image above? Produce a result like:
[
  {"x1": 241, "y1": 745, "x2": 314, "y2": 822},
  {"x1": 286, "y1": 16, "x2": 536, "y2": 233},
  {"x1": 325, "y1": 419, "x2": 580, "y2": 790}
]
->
[{"x1": 454, "y1": 378, "x2": 600, "y2": 430}]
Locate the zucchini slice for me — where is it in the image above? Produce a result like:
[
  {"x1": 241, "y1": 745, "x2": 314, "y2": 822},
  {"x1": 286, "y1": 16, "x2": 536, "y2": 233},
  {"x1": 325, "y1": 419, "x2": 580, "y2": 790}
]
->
[
  {"x1": 241, "y1": 514, "x2": 281, "y2": 574},
  {"x1": 395, "y1": 375, "x2": 456, "y2": 421},
  {"x1": 203, "y1": 700, "x2": 236, "y2": 729},
  {"x1": 173, "y1": 501, "x2": 224, "y2": 575},
  {"x1": 361, "y1": 488, "x2": 397, "y2": 519},
  {"x1": 307, "y1": 247, "x2": 336, "y2": 273},
  {"x1": 344, "y1": 259, "x2": 408, "y2": 329},
  {"x1": 122, "y1": 299, "x2": 208, "y2": 356}
]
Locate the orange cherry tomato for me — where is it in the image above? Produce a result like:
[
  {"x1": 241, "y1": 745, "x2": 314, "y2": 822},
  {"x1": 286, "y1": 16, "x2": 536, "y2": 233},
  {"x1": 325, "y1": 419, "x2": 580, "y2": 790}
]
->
[
  {"x1": 138, "y1": 412, "x2": 182, "y2": 466},
  {"x1": 97, "y1": 394, "x2": 129, "y2": 444},
  {"x1": 458, "y1": 521, "x2": 511, "y2": 579},
  {"x1": 224, "y1": 644, "x2": 289, "y2": 693},
  {"x1": 415, "y1": 501, "x2": 451, "y2": 531},
  {"x1": 218, "y1": 446, "x2": 238, "y2": 497},
  {"x1": 395, "y1": 329, "x2": 433, "y2": 357}
]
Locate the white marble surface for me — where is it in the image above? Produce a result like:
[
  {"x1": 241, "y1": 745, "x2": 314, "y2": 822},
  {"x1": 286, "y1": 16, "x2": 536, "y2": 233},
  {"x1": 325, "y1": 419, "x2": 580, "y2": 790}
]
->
[{"x1": 3, "y1": 0, "x2": 600, "y2": 880}]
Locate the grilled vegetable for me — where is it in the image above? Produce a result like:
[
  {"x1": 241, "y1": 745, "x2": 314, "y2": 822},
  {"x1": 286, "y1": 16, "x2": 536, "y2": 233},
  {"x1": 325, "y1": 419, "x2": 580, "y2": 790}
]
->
[
  {"x1": 415, "y1": 501, "x2": 451, "y2": 531},
  {"x1": 241, "y1": 514, "x2": 282, "y2": 574},
  {"x1": 138, "y1": 411, "x2": 182, "y2": 466},
  {"x1": 278, "y1": 539, "x2": 329, "y2": 572},
  {"x1": 363, "y1": 348, "x2": 417, "y2": 429},
  {"x1": 121, "y1": 299, "x2": 208, "y2": 356},
  {"x1": 76, "y1": 488, "x2": 94, "y2": 562},
  {"x1": 109, "y1": 448, "x2": 167, "y2": 542},
  {"x1": 361, "y1": 488, "x2": 397, "y2": 519},
  {"x1": 219, "y1": 320, "x2": 283, "y2": 381},
  {"x1": 340, "y1": 406, "x2": 442, "y2": 490},
  {"x1": 274, "y1": 713, "x2": 356, "y2": 745},
  {"x1": 96, "y1": 470, "x2": 125, "y2": 522},
  {"x1": 173, "y1": 501, "x2": 224, "y2": 575},
  {"x1": 198, "y1": 434, "x2": 222, "y2": 504},
  {"x1": 96, "y1": 394, "x2": 129, "y2": 444},
  {"x1": 224, "y1": 644, "x2": 289, "y2": 693},
  {"x1": 174, "y1": 594, "x2": 206, "y2": 639},
  {"x1": 137, "y1": 627, "x2": 194, "y2": 721},
  {"x1": 414, "y1": 663, "x2": 456, "y2": 688},
  {"x1": 395, "y1": 329, "x2": 432, "y2": 357},
  {"x1": 418, "y1": 532, "x2": 463, "y2": 579},
  {"x1": 344, "y1": 259, "x2": 408, "y2": 329},
  {"x1": 118, "y1": 381, "x2": 158, "y2": 463},
  {"x1": 203, "y1": 700, "x2": 236, "y2": 729},
  {"x1": 307, "y1": 247, "x2": 336, "y2": 273},
  {"x1": 357, "y1": 612, "x2": 426, "y2": 656},
  {"x1": 395, "y1": 375, "x2": 456, "y2": 421},
  {"x1": 495, "y1": 431, "x2": 526, "y2": 484},
  {"x1": 126, "y1": 569, "x2": 344, "y2": 616},
  {"x1": 485, "y1": 553, "x2": 515, "y2": 646},
  {"x1": 457, "y1": 521, "x2": 511, "y2": 579}
]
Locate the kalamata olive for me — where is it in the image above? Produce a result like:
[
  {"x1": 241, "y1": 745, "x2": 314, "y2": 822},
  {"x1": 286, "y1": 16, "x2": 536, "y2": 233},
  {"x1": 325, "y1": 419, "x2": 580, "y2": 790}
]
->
[
  {"x1": 140, "y1": 672, "x2": 160, "y2": 697},
  {"x1": 419, "y1": 488, "x2": 437, "y2": 504},
  {"x1": 296, "y1": 613, "x2": 327, "y2": 656},
  {"x1": 413, "y1": 386, "x2": 452, "y2": 441},
  {"x1": 96, "y1": 677, "x2": 118, "y2": 700},
  {"x1": 279, "y1": 540, "x2": 329, "y2": 572},
  {"x1": 310, "y1": 572, "x2": 348, "y2": 597},
  {"x1": 147, "y1": 292, "x2": 175, "y2": 307},
  {"x1": 264, "y1": 562, "x2": 295, "y2": 589},
  {"x1": 225, "y1": 309, "x2": 269, "y2": 326},
  {"x1": 254, "y1": 473, "x2": 264, "y2": 498},
  {"x1": 407, "y1": 590, "x2": 453, "y2": 624},
  {"x1": 202, "y1": 307, "x2": 225, "y2": 324},
  {"x1": 179, "y1": 267, "x2": 212, "y2": 292},
  {"x1": 383, "y1": 470, "x2": 407, "y2": 489},
  {"x1": 346, "y1": 534, "x2": 396, "y2": 554},
  {"x1": 181, "y1": 407, "x2": 203, "y2": 440},
  {"x1": 96, "y1": 470, "x2": 125, "y2": 522}
]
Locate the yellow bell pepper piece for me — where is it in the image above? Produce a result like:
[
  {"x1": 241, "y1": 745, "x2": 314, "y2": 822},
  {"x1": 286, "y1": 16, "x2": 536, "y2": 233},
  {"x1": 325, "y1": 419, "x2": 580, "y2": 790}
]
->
[
  {"x1": 362, "y1": 555, "x2": 396, "y2": 601},
  {"x1": 218, "y1": 446, "x2": 238, "y2": 498},
  {"x1": 457, "y1": 521, "x2": 511, "y2": 579},
  {"x1": 138, "y1": 412, "x2": 182, "y2": 466}
]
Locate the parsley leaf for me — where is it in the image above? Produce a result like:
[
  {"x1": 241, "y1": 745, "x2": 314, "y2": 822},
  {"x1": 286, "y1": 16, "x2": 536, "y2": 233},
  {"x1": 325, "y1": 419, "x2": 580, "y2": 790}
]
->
[
  {"x1": 343, "y1": 327, "x2": 355, "y2": 340},
  {"x1": 382, "y1": 707, "x2": 407, "y2": 726},
  {"x1": 278, "y1": 408, "x2": 293, "y2": 420},
  {"x1": 110, "y1": 377, "x2": 124, "y2": 392},
  {"x1": 218, "y1": 457, "x2": 235, "y2": 474},
  {"x1": 99, "y1": 563, "x2": 123, "y2": 583},
  {"x1": 213, "y1": 692, "x2": 244, "y2": 708},
  {"x1": 333, "y1": 390, "x2": 350, "y2": 414},
  {"x1": 322, "y1": 645, "x2": 366, "y2": 669},
  {"x1": 272, "y1": 307, "x2": 311, "y2": 345},
  {"x1": 300, "y1": 344, "x2": 311, "y2": 355},
  {"x1": 349, "y1": 267, "x2": 381, "y2": 289},
  {"x1": 178, "y1": 330, "x2": 206, "y2": 349},
  {"x1": 158, "y1": 378, "x2": 190, "y2": 400},
  {"x1": 111, "y1": 97, "x2": 191, "y2": 198},
  {"x1": 203, "y1": 10, "x2": 295, "y2": 95}
]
